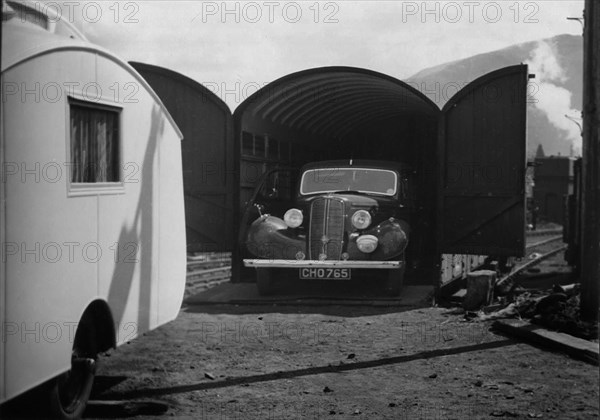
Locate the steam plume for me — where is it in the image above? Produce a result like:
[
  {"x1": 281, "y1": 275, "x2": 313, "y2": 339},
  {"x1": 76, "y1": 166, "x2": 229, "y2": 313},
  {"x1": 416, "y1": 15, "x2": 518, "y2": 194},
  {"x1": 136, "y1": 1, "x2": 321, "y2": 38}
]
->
[{"x1": 526, "y1": 41, "x2": 581, "y2": 155}]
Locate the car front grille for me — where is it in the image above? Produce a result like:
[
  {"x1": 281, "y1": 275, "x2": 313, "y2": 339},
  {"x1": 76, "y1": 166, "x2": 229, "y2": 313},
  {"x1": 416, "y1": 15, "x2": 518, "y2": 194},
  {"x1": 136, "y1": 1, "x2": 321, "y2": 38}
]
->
[{"x1": 309, "y1": 197, "x2": 345, "y2": 260}]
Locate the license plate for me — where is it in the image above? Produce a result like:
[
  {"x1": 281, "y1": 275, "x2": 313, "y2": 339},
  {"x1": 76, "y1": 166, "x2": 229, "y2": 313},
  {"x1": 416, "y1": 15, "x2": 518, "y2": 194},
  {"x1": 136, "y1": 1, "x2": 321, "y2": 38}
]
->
[{"x1": 299, "y1": 268, "x2": 351, "y2": 279}]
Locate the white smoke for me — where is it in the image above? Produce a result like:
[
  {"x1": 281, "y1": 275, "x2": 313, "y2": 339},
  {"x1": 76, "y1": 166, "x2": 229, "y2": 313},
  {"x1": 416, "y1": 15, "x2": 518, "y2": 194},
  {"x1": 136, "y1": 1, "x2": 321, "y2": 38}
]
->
[{"x1": 526, "y1": 41, "x2": 582, "y2": 155}]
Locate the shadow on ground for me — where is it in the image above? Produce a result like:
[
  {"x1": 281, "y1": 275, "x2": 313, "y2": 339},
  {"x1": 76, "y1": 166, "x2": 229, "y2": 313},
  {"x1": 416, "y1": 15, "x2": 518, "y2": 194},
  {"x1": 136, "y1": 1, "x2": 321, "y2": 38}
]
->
[
  {"x1": 183, "y1": 281, "x2": 433, "y2": 317},
  {"x1": 95, "y1": 339, "x2": 516, "y2": 401}
]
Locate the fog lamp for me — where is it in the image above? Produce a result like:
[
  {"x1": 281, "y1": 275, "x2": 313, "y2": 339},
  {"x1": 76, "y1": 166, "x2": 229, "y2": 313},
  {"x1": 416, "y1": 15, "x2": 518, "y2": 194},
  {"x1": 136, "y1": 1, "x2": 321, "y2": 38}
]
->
[
  {"x1": 356, "y1": 235, "x2": 378, "y2": 253},
  {"x1": 284, "y1": 208, "x2": 303, "y2": 228},
  {"x1": 351, "y1": 210, "x2": 372, "y2": 229}
]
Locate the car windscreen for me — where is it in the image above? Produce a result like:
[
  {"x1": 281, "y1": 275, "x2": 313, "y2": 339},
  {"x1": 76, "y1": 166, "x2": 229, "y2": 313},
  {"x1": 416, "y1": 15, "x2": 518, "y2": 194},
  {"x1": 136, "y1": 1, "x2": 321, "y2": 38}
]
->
[{"x1": 300, "y1": 168, "x2": 398, "y2": 196}]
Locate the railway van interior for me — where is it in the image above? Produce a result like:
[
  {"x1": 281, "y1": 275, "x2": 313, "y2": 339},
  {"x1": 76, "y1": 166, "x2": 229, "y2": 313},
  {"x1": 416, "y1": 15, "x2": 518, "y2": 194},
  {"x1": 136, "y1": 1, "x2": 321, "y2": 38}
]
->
[{"x1": 235, "y1": 69, "x2": 441, "y2": 282}]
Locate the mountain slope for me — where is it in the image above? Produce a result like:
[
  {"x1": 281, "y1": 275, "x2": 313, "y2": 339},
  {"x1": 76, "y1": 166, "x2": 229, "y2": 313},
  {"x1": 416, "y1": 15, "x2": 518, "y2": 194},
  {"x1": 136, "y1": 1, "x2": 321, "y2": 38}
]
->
[{"x1": 407, "y1": 34, "x2": 583, "y2": 157}]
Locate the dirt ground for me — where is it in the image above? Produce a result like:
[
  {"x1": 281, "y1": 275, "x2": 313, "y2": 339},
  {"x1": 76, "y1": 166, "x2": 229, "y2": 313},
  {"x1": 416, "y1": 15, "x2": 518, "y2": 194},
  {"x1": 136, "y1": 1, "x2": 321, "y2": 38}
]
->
[
  {"x1": 83, "y1": 288, "x2": 599, "y2": 419},
  {"x1": 4, "y1": 240, "x2": 595, "y2": 420}
]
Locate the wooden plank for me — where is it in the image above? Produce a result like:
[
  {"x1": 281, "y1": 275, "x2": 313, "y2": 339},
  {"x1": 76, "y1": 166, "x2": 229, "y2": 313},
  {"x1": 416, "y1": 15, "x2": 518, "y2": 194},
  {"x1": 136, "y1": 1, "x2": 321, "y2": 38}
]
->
[{"x1": 493, "y1": 319, "x2": 599, "y2": 365}]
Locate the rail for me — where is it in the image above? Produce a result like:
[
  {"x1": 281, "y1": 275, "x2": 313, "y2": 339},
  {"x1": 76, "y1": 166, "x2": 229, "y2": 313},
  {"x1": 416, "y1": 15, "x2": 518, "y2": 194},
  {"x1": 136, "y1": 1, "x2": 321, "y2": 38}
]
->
[{"x1": 496, "y1": 235, "x2": 567, "y2": 290}]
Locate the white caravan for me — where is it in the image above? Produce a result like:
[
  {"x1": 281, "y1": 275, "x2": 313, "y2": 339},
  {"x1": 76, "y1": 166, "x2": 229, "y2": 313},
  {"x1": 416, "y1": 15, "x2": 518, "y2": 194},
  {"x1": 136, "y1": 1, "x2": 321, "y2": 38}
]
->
[{"x1": 1, "y1": 2, "x2": 186, "y2": 418}]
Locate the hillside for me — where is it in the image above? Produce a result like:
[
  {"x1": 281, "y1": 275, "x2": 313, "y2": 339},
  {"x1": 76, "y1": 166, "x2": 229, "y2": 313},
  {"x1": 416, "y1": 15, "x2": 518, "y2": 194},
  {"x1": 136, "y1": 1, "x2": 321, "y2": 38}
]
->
[{"x1": 408, "y1": 34, "x2": 583, "y2": 157}]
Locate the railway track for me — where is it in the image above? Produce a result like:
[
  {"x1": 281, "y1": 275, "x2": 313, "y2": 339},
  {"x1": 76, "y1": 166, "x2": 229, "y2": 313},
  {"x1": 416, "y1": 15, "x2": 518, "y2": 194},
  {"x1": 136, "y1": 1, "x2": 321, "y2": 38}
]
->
[
  {"x1": 447, "y1": 229, "x2": 568, "y2": 302},
  {"x1": 496, "y1": 231, "x2": 567, "y2": 290}
]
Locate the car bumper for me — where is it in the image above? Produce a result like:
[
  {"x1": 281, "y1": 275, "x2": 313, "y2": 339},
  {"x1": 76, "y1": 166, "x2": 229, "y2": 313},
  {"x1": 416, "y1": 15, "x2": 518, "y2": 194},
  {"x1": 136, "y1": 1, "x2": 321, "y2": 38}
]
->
[{"x1": 243, "y1": 259, "x2": 403, "y2": 269}]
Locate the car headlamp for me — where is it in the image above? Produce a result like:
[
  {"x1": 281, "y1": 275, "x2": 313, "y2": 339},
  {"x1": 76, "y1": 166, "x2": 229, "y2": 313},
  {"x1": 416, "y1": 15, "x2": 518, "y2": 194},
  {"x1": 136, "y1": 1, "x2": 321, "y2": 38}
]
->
[
  {"x1": 356, "y1": 234, "x2": 378, "y2": 253},
  {"x1": 351, "y1": 210, "x2": 372, "y2": 229},
  {"x1": 283, "y1": 208, "x2": 303, "y2": 228}
]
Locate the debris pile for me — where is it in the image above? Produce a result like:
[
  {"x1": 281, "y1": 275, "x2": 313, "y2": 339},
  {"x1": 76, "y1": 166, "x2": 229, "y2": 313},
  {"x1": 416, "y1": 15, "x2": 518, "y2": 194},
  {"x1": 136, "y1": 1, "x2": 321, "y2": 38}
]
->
[{"x1": 466, "y1": 283, "x2": 598, "y2": 340}]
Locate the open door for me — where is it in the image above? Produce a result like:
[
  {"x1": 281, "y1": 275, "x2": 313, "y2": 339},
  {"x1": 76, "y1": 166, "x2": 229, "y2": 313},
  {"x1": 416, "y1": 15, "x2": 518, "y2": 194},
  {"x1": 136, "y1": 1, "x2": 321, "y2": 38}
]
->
[
  {"x1": 438, "y1": 65, "x2": 528, "y2": 256},
  {"x1": 234, "y1": 167, "x2": 299, "y2": 281},
  {"x1": 130, "y1": 62, "x2": 235, "y2": 252}
]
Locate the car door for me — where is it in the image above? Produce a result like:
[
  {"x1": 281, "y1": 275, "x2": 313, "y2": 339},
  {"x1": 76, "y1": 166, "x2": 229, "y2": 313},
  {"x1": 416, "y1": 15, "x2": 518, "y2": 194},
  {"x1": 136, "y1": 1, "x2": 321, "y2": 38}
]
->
[{"x1": 236, "y1": 167, "x2": 298, "y2": 279}]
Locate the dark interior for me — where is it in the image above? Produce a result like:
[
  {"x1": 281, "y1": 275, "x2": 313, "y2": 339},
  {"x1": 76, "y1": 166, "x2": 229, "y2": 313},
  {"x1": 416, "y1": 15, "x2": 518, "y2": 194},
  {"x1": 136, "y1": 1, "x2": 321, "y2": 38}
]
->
[{"x1": 234, "y1": 67, "x2": 443, "y2": 282}]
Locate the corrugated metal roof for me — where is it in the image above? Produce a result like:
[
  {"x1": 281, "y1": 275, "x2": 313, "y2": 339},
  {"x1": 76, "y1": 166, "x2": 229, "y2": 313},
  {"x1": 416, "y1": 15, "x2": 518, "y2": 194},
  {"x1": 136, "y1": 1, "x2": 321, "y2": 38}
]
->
[{"x1": 237, "y1": 67, "x2": 440, "y2": 139}]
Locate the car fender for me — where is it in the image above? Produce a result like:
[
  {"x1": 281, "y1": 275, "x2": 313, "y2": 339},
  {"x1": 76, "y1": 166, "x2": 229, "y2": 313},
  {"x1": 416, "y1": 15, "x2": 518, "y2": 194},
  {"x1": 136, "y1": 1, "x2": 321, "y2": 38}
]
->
[{"x1": 246, "y1": 215, "x2": 306, "y2": 260}]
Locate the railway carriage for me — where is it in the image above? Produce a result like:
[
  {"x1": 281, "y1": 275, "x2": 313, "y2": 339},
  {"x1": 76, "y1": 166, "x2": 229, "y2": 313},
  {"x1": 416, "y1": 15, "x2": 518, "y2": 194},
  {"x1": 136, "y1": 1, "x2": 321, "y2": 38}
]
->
[{"x1": 136, "y1": 63, "x2": 529, "y2": 297}]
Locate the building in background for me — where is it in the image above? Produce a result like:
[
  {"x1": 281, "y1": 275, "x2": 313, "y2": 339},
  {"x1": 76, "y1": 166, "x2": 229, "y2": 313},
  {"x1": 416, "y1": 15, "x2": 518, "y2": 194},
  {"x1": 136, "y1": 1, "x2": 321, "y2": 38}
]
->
[{"x1": 533, "y1": 156, "x2": 576, "y2": 225}]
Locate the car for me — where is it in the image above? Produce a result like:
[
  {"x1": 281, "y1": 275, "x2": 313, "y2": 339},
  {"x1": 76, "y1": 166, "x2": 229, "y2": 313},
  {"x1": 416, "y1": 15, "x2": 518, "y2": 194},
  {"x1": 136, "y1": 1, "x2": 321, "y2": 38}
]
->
[{"x1": 242, "y1": 160, "x2": 413, "y2": 295}]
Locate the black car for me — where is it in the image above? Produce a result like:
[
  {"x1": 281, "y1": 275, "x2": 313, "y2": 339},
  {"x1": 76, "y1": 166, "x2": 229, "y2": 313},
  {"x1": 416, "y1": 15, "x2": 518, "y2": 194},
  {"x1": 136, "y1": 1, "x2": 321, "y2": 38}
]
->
[{"x1": 242, "y1": 160, "x2": 413, "y2": 295}]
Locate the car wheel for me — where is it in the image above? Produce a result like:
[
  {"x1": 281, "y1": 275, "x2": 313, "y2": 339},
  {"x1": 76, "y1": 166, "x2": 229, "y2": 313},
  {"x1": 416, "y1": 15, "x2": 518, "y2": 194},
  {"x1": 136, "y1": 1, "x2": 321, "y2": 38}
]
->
[
  {"x1": 384, "y1": 265, "x2": 405, "y2": 296},
  {"x1": 256, "y1": 268, "x2": 275, "y2": 296},
  {"x1": 47, "y1": 319, "x2": 97, "y2": 420}
]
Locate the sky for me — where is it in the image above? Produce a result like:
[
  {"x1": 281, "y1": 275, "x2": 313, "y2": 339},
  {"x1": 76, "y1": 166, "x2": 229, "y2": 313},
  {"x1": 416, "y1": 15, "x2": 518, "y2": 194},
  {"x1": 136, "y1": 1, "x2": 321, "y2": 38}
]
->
[{"x1": 49, "y1": 0, "x2": 585, "y2": 110}]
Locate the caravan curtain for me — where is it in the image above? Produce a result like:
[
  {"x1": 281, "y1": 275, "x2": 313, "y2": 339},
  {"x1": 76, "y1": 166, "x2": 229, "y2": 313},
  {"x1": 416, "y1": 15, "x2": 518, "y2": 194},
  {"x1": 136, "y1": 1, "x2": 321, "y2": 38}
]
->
[{"x1": 70, "y1": 104, "x2": 119, "y2": 183}]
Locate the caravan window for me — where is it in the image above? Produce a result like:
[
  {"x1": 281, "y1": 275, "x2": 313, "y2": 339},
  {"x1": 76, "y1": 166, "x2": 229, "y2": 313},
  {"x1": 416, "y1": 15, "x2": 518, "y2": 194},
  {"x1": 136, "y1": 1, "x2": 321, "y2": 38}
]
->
[{"x1": 69, "y1": 100, "x2": 121, "y2": 183}]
